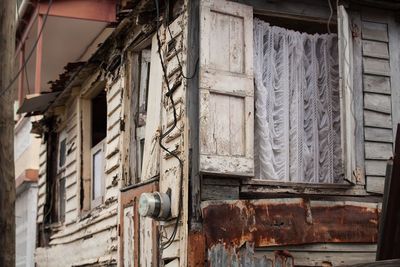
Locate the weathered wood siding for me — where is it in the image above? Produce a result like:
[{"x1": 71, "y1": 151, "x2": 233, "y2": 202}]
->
[
  {"x1": 159, "y1": 14, "x2": 190, "y2": 267},
  {"x1": 361, "y1": 13, "x2": 394, "y2": 194},
  {"x1": 35, "y1": 72, "x2": 127, "y2": 266},
  {"x1": 37, "y1": 138, "x2": 47, "y2": 224},
  {"x1": 65, "y1": 97, "x2": 79, "y2": 224}
]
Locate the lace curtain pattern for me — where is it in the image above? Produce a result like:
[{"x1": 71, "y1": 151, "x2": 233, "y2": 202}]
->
[{"x1": 253, "y1": 19, "x2": 344, "y2": 183}]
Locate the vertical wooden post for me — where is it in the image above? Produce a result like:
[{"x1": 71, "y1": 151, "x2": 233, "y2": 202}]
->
[
  {"x1": 0, "y1": 0, "x2": 16, "y2": 266},
  {"x1": 35, "y1": 14, "x2": 43, "y2": 94}
]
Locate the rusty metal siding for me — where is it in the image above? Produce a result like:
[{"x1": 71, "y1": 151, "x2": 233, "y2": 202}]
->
[{"x1": 202, "y1": 199, "x2": 379, "y2": 249}]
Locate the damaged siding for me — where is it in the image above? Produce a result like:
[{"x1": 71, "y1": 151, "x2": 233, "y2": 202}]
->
[
  {"x1": 362, "y1": 11, "x2": 395, "y2": 194},
  {"x1": 35, "y1": 72, "x2": 127, "y2": 266},
  {"x1": 65, "y1": 97, "x2": 79, "y2": 224},
  {"x1": 37, "y1": 138, "x2": 47, "y2": 224},
  {"x1": 202, "y1": 199, "x2": 380, "y2": 266},
  {"x1": 158, "y1": 12, "x2": 190, "y2": 266}
]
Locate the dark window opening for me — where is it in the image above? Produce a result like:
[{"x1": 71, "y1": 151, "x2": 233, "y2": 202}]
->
[
  {"x1": 254, "y1": 14, "x2": 337, "y2": 34},
  {"x1": 59, "y1": 138, "x2": 66, "y2": 168},
  {"x1": 91, "y1": 90, "x2": 107, "y2": 147}
]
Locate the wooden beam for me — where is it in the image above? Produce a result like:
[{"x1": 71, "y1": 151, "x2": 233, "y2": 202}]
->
[{"x1": 0, "y1": 0, "x2": 16, "y2": 265}]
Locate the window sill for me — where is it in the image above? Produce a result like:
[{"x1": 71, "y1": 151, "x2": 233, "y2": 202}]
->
[
  {"x1": 242, "y1": 179, "x2": 354, "y2": 189},
  {"x1": 240, "y1": 179, "x2": 373, "y2": 198}
]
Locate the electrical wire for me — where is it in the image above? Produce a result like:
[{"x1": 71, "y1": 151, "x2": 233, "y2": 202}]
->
[
  {"x1": 327, "y1": 0, "x2": 333, "y2": 34},
  {"x1": 153, "y1": 0, "x2": 186, "y2": 251},
  {"x1": 0, "y1": 0, "x2": 53, "y2": 99},
  {"x1": 166, "y1": 25, "x2": 198, "y2": 80}
]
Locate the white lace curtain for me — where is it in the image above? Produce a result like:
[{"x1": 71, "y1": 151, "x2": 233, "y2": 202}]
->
[{"x1": 253, "y1": 19, "x2": 343, "y2": 183}]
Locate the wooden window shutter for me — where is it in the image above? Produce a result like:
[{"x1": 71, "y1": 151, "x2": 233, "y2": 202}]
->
[
  {"x1": 338, "y1": 5, "x2": 357, "y2": 183},
  {"x1": 140, "y1": 33, "x2": 163, "y2": 181},
  {"x1": 199, "y1": 0, "x2": 254, "y2": 177}
]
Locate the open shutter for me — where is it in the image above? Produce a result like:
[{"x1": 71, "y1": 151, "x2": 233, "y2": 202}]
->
[
  {"x1": 199, "y1": 0, "x2": 254, "y2": 177},
  {"x1": 140, "y1": 34, "x2": 163, "y2": 181},
  {"x1": 338, "y1": 5, "x2": 357, "y2": 183}
]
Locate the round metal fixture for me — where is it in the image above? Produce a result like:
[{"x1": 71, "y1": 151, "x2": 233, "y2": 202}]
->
[{"x1": 138, "y1": 192, "x2": 171, "y2": 220}]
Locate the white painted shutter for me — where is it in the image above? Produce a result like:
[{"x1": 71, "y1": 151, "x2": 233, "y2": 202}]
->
[
  {"x1": 199, "y1": 0, "x2": 254, "y2": 177},
  {"x1": 141, "y1": 33, "x2": 163, "y2": 181},
  {"x1": 338, "y1": 5, "x2": 357, "y2": 183}
]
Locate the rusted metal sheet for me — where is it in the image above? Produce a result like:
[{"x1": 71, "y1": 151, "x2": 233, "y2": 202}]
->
[
  {"x1": 208, "y1": 242, "x2": 293, "y2": 267},
  {"x1": 202, "y1": 199, "x2": 379, "y2": 248},
  {"x1": 188, "y1": 230, "x2": 206, "y2": 267}
]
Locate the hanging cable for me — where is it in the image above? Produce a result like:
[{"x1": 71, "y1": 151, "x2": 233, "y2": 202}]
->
[
  {"x1": 152, "y1": 0, "x2": 186, "y2": 251},
  {"x1": 0, "y1": 0, "x2": 53, "y2": 98}
]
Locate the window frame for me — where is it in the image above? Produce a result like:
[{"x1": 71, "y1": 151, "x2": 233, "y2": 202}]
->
[
  {"x1": 80, "y1": 79, "x2": 108, "y2": 211},
  {"x1": 126, "y1": 49, "x2": 152, "y2": 187},
  {"x1": 198, "y1": 0, "x2": 365, "y2": 191},
  {"x1": 248, "y1": 4, "x2": 358, "y2": 187},
  {"x1": 90, "y1": 138, "x2": 106, "y2": 208}
]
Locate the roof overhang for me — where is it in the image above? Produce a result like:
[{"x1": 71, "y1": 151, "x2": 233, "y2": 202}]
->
[{"x1": 17, "y1": 92, "x2": 60, "y2": 116}]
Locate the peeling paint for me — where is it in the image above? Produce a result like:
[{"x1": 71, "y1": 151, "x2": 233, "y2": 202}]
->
[{"x1": 202, "y1": 199, "x2": 379, "y2": 248}]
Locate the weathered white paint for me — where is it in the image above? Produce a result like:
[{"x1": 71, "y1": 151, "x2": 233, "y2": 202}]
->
[{"x1": 199, "y1": 0, "x2": 254, "y2": 177}]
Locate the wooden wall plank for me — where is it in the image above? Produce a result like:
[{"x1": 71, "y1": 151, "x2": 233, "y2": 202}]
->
[
  {"x1": 366, "y1": 176, "x2": 385, "y2": 194},
  {"x1": 364, "y1": 127, "x2": 393, "y2": 143},
  {"x1": 363, "y1": 75, "x2": 391, "y2": 94},
  {"x1": 362, "y1": 40, "x2": 389, "y2": 59},
  {"x1": 363, "y1": 57, "x2": 390, "y2": 76},
  {"x1": 365, "y1": 160, "x2": 388, "y2": 176},
  {"x1": 388, "y1": 16, "x2": 400, "y2": 140},
  {"x1": 363, "y1": 110, "x2": 392, "y2": 128},
  {"x1": 364, "y1": 93, "x2": 391, "y2": 114},
  {"x1": 362, "y1": 21, "x2": 388, "y2": 42},
  {"x1": 365, "y1": 142, "x2": 393, "y2": 160}
]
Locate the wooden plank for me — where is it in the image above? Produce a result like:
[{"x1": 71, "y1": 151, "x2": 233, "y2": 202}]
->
[
  {"x1": 141, "y1": 33, "x2": 163, "y2": 181},
  {"x1": 362, "y1": 21, "x2": 388, "y2": 42},
  {"x1": 187, "y1": 0, "x2": 202, "y2": 228},
  {"x1": 366, "y1": 176, "x2": 385, "y2": 194},
  {"x1": 212, "y1": 94, "x2": 230, "y2": 156},
  {"x1": 364, "y1": 110, "x2": 392, "y2": 129},
  {"x1": 365, "y1": 160, "x2": 388, "y2": 176},
  {"x1": 352, "y1": 10, "x2": 365, "y2": 185},
  {"x1": 199, "y1": 0, "x2": 254, "y2": 177},
  {"x1": 388, "y1": 17, "x2": 400, "y2": 142},
  {"x1": 363, "y1": 57, "x2": 390, "y2": 76},
  {"x1": 202, "y1": 184, "x2": 239, "y2": 200},
  {"x1": 363, "y1": 75, "x2": 391, "y2": 95},
  {"x1": 365, "y1": 142, "x2": 393, "y2": 160},
  {"x1": 364, "y1": 93, "x2": 391, "y2": 114},
  {"x1": 362, "y1": 40, "x2": 389, "y2": 59},
  {"x1": 365, "y1": 127, "x2": 393, "y2": 143},
  {"x1": 229, "y1": 96, "x2": 245, "y2": 156}
]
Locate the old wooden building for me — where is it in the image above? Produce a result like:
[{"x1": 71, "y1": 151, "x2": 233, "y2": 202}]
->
[{"x1": 20, "y1": 0, "x2": 400, "y2": 266}]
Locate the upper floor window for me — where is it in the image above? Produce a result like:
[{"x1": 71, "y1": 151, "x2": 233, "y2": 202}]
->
[
  {"x1": 253, "y1": 19, "x2": 343, "y2": 183},
  {"x1": 198, "y1": 0, "x2": 355, "y2": 184},
  {"x1": 90, "y1": 90, "x2": 107, "y2": 208}
]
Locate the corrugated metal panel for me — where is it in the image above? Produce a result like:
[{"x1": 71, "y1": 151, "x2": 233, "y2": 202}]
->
[{"x1": 208, "y1": 243, "x2": 293, "y2": 267}]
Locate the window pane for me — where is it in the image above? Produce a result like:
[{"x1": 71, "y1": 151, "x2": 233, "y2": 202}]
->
[
  {"x1": 59, "y1": 138, "x2": 66, "y2": 168},
  {"x1": 92, "y1": 149, "x2": 104, "y2": 200},
  {"x1": 59, "y1": 178, "x2": 66, "y2": 221}
]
